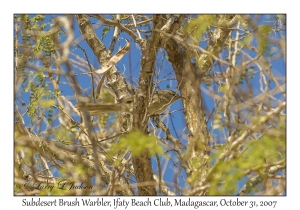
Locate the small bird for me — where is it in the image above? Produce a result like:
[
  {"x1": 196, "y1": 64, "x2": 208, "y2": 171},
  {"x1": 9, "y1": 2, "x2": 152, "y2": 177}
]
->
[{"x1": 76, "y1": 90, "x2": 184, "y2": 116}]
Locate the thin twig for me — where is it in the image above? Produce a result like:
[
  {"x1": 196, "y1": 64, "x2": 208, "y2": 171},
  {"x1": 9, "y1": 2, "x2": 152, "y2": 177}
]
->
[{"x1": 131, "y1": 15, "x2": 142, "y2": 39}]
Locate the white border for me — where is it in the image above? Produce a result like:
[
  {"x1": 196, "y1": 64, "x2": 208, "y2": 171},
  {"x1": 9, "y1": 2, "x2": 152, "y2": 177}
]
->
[{"x1": 2, "y1": 1, "x2": 295, "y2": 209}]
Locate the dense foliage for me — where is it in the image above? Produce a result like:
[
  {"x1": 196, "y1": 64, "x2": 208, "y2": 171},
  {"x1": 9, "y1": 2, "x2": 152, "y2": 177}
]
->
[{"x1": 14, "y1": 14, "x2": 286, "y2": 195}]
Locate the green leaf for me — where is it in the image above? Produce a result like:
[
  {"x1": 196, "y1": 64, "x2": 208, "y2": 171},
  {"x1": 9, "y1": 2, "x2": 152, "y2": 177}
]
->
[
  {"x1": 257, "y1": 25, "x2": 272, "y2": 55},
  {"x1": 101, "y1": 27, "x2": 110, "y2": 40},
  {"x1": 184, "y1": 15, "x2": 214, "y2": 43},
  {"x1": 240, "y1": 34, "x2": 253, "y2": 47},
  {"x1": 109, "y1": 131, "x2": 163, "y2": 157},
  {"x1": 218, "y1": 84, "x2": 229, "y2": 93},
  {"x1": 40, "y1": 99, "x2": 55, "y2": 108}
]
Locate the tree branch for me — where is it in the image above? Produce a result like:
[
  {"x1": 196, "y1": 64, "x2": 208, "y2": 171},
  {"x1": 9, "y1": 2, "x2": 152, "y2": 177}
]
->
[{"x1": 92, "y1": 14, "x2": 144, "y2": 46}]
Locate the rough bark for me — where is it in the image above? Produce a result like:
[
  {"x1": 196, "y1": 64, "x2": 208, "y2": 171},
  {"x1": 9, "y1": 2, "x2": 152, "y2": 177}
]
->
[
  {"x1": 76, "y1": 15, "x2": 129, "y2": 101},
  {"x1": 131, "y1": 15, "x2": 164, "y2": 196},
  {"x1": 164, "y1": 15, "x2": 237, "y2": 191},
  {"x1": 76, "y1": 14, "x2": 159, "y2": 196}
]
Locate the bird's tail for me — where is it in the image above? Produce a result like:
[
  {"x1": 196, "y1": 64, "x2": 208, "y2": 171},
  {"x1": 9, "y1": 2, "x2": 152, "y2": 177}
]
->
[{"x1": 76, "y1": 103, "x2": 130, "y2": 115}]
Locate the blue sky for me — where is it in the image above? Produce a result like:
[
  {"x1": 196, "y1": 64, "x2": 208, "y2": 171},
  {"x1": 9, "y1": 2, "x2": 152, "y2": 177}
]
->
[
  {"x1": 2, "y1": 0, "x2": 300, "y2": 208},
  {"x1": 14, "y1": 14, "x2": 286, "y2": 195}
]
